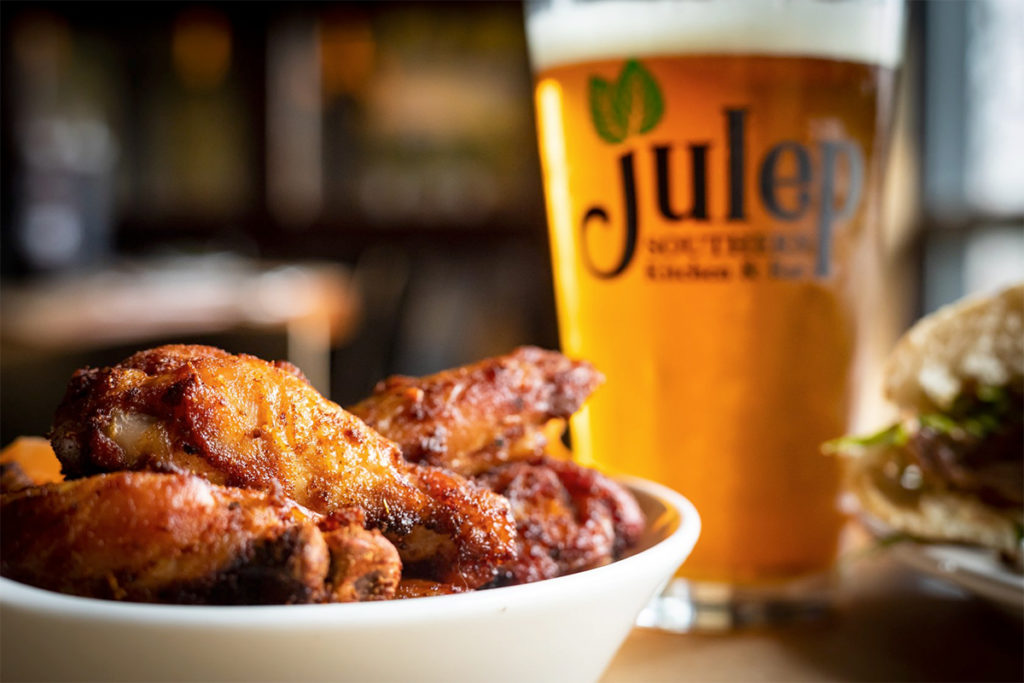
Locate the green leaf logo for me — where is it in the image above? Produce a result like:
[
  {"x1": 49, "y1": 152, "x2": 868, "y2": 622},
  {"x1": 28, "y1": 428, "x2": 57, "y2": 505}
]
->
[{"x1": 589, "y1": 59, "x2": 664, "y2": 144}]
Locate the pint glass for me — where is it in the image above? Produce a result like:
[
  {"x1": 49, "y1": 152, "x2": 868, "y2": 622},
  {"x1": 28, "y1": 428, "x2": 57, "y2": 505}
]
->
[{"x1": 526, "y1": 0, "x2": 904, "y2": 628}]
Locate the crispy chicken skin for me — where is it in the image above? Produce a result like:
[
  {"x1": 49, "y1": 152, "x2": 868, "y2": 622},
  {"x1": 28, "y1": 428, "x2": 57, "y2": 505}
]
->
[
  {"x1": 0, "y1": 471, "x2": 400, "y2": 604},
  {"x1": 50, "y1": 345, "x2": 516, "y2": 589},
  {"x1": 475, "y1": 457, "x2": 646, "y2": 585},
  {"x1": 350, "y1": 346, "x2": 604, "y2": 477}
]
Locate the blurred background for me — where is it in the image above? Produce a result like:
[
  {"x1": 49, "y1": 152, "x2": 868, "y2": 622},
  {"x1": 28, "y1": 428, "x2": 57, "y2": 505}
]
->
[{"x1": 1, "y1": 0, "x2": 1021, "y2": 443}]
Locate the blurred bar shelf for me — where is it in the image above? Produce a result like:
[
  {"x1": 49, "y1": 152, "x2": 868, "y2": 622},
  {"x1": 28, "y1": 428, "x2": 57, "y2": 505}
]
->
[{"x1": 0, "y1": 254, "x2": 359, "y2": 396}]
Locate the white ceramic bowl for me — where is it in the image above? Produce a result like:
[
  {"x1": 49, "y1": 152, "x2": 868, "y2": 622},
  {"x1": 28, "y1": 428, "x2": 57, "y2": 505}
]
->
[{"x1": 0, "y1": 477, "x2": 699, "y2": 683}]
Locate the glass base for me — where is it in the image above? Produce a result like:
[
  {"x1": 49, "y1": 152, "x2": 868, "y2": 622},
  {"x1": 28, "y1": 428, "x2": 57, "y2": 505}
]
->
[{"x1": 636, "y1": 573, "x2": 837, "y2": 633}]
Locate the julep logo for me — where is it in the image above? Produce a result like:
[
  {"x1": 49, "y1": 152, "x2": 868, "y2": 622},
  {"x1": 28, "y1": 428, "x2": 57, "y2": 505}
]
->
[{"x1": 584, "y1": 61, "x2": 864, "y2": 280}]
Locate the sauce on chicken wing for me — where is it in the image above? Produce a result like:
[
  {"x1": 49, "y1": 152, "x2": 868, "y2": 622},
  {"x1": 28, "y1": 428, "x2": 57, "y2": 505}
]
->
[{"x1": 475, "y1": 457, "x2": 646, "y2": 585}]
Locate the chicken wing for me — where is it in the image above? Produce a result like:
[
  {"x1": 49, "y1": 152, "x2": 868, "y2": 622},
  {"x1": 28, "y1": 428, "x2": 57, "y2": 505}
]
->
[
  {"x1": 350, "y1": 346, "x2": 603, "y2": 476},
  {"x1": 50, "y1": 345, "x2": 516, "y2": 589},
  {"x1": 351, "y1": 349, "x2": 643, "y2": 583},
  {"x1": 0, "y1": 471, "x2": 400, "y2": 604},
  {"x1": 475, "y1": 457, "x2": 646, "y2": 585}
]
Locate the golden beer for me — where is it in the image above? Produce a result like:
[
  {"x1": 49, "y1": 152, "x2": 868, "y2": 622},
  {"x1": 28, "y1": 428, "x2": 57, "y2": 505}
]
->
[{"x1": 528, "y1": 2, "x2": 903, "y2": 589}]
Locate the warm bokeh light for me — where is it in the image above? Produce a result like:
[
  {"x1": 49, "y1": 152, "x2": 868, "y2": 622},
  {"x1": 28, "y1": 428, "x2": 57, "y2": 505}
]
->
[
  {"x1": 172, "y1": 7, "x2": 232, "y2": 91},
  {"x1": 11, "y1": 11, "x2": 71, "y2": 80},
  {"x1": 319, "y1": 13, "x2": 376, "y2": 98}
]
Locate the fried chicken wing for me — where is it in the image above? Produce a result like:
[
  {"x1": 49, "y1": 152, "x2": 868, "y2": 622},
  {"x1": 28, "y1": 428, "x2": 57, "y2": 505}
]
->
[
  {"x1": 50, "y1": 345, "x2": 515, "y2": 588},
  {"x1": 351, "y1": 348, "x2": 643, "y2": 584},
  {"x1": 350, "y1": 346, "x2": 603, "y2": 476},
  {"x1": 475, "y1": 457, "x2": 646, "y2": 585},
  {"x1": 0, "y1": 471, "x2": 400, "y2": 603}
]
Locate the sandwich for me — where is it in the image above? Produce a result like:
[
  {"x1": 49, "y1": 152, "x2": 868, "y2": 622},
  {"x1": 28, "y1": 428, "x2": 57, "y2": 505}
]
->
[{"x1": 828, "y1": 283, "x2": 1023, "y2": 565}]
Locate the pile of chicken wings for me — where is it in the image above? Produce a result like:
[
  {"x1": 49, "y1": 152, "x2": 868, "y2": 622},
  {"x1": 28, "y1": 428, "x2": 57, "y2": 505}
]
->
[{"x1": 1, "y1": 345, "x2": 644, "y2": 604}]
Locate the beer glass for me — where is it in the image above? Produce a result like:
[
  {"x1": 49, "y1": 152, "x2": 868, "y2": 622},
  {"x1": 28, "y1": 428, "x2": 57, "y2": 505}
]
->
[{"x1": 525, "y1": 0, "x2": 904, "y2": 629}]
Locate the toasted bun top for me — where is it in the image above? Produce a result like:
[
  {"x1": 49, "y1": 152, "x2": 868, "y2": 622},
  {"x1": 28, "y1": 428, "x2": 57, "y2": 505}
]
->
[{"x1": 884, "y1": 283, "x2": 1024, "y2": 412}]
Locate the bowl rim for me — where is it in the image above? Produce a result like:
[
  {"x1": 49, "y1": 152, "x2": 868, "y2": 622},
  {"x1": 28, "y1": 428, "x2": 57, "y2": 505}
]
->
[{"x1": 0, "y1": 476, "x2": 700, "y2": 627}]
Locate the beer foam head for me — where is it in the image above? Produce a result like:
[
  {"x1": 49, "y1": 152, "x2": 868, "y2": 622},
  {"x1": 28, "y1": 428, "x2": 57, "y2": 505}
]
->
[{"x1": 526, "y1": 0, "x2": 905, "y2": 71}]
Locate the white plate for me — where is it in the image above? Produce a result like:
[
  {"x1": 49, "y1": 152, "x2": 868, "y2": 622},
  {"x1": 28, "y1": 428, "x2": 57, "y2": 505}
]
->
[
  {"x1": 0, "y1": 477, "x2": 700, "y2": 683},
  {"x1": 862, "y1": 516, "x2": 1024, "y2": 614}
]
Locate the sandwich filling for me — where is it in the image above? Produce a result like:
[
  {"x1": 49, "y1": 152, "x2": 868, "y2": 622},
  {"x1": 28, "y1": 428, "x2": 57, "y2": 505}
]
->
[{"x1": 827, "y1": 385, "x2": 1023, "y2": 552}]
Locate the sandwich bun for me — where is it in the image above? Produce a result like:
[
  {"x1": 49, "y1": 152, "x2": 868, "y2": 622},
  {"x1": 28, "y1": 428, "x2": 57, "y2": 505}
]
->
[{"x1": 884, "y1": 283, "x2": 1023, "y2": 413}]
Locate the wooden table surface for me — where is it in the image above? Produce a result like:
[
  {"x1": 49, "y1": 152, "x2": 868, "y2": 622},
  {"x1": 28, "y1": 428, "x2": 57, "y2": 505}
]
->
[{"x1": 602, "y1": 550, "x2": 1023, "y2": 682}]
